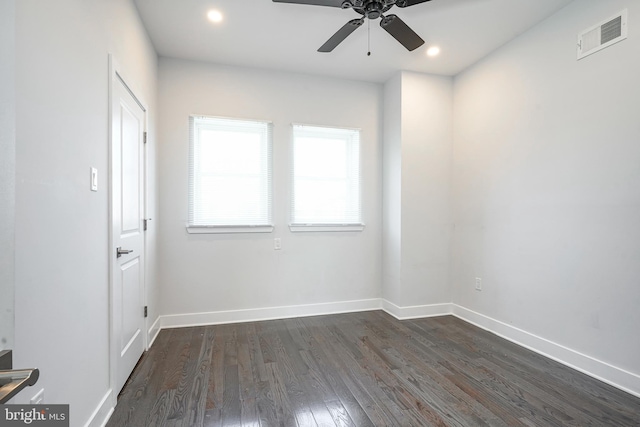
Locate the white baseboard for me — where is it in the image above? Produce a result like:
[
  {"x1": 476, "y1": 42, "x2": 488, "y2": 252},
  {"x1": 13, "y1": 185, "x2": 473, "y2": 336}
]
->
[
  {"x1": 84, "y1": 389, "x2": 114, "y2": 427},
  {"x1": 158, "y1": 298, "x2": 382, "y2": 329},
  {"x1": 381, "y1": 299, "x2": 453, "y2": 319},
  {"x1": 147, "y1": 315, "x2": 161, "y2": 348},
  {"x1": 452, "y1": 304, "x2": 640, "y2": 399}
]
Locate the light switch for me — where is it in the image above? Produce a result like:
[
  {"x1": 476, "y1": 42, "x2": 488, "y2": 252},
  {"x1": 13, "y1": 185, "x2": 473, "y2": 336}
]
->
[{"x1": 90, "y1": 167, "x2": 98, "y2": 192}]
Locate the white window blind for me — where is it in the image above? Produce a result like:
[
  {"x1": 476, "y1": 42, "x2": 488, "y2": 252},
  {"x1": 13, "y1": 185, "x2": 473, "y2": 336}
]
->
[
  {"x1": 291, "y1": 124, "x2": 363, "y2": 230},
  {"x1": 188, "y1": 116, "x2": 272, "y2": 232}
]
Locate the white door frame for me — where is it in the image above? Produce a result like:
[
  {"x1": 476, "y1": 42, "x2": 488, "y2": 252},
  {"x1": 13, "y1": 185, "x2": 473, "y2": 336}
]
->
[{"x1": 108, "y1": 54, "x2": 149, "y2": 405}]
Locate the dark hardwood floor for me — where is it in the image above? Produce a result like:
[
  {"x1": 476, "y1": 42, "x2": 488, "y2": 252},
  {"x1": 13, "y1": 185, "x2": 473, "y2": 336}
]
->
[{"x1": 106, "y1": 311, "x2": 640, "y2": 426}]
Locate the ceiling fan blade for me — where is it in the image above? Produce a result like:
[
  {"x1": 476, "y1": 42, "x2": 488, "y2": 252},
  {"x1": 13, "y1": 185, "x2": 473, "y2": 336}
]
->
[
  {"x1": 395, "y1": 0, "x2": 432, "y2": 7},
  {"x1": 272, "y1": 0, "x2": 346, "y2": 7},
  {"x1": 380, "y1": 14, "x2": 425, "y2": 51},
  {"x1": 318, "y1": 18, "x2": 364, "y2": 52}
]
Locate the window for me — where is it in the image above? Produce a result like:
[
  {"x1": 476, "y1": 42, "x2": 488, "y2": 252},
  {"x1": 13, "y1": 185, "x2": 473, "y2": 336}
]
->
[
  {"x1": 290, "y1": 124, "x2": 363, "y2": 232},
  {"x1": 188, "y1": 116, "x2": 273, "y2": 233}
]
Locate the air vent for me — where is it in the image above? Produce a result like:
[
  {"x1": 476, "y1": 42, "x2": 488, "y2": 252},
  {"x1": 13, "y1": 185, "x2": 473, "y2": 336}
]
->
[{"x1": 578, "y1": 9, "x2": 627, "y2": 60}]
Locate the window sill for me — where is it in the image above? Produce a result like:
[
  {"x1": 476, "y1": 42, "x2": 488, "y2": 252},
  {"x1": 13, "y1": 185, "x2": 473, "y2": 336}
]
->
[
  {"x1": 289, "y1": 224, "x2": 365, "y2": 232},
  {"x1": 186, "y1": 225, "x2": 274, "y2": 234}
]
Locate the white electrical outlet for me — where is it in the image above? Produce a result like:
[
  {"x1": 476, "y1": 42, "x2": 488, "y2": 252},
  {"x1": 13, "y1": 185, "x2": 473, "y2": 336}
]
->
[
  {"x1": 274, "y1": 238, "x2": 281, "y2": 250},
  {"x1": 30, "y1": 388, "x2": 44, "y2": 405},
  {"x1": 475, "y1": 277, "x2": 482, "y2": 291},
  {"x1": 90, "y1": 167, "x2": 98, "y2": 192}
]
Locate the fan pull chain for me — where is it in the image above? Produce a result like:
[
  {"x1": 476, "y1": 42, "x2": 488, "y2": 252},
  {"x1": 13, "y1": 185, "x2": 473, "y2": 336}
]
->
[{"x1": 367, "y1": 18, "x2": 371, "y2": 56}]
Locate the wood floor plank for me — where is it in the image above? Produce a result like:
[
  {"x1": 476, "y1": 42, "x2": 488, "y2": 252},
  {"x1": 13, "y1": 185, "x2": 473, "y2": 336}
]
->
[
  {"x1": 275, "y1": 321, "x2": 311, "y2": 376},
  {"x1": 205, "y1": 327, "x2": 225, "y2": 414},
  {"x1": 239, "y1": 396, "x2": 260, "y2": 427},
  {"x1": 220, "y1": 363, "x2": 241, "y2": 425},
  {"x1": 274, "y1": 340, "x2": 317, "y2": 425},
  {"x1": 107, "y1": 330, "x2": 172, "y2": 427},
  {"x1": 166, "y1": 328, "x2": 204, "y2": 423},
  {"x1": 160, "y1": 329, "x2": 195, "y2": 391},
  {"x1": 297, "y1": 318, "x2": 375, "y2": 427},
  {"x1": 383, "y1": 345, "x2": 499, "y2": 426},
  {"x1": 309, "y1": 401, "x2": 339, "y2": 427},
  {"x1": 245, "y1": 323, "x2": 269, "y2": 383},
  {"x1": 340, "y1": 317, "x2": 456, "y2": 425},
  {"x1": 325, "y1": 400, "x2": 356, "y2": 427},
  {"x1": 261, "y1": 321, "x2": 311, "y2": 423},
  {"x1": 237, "y1": 324, "x2": 258, "y2": 401},
  {"x1": 145, "y1": 389, "x2": 175, "y2": 427},
  {"x1": 370, "y1": 315, "x2": 508, "y2": 426},
  {"x1": 253, "y1": 380, "x2": 278, "y2": 427},
  {"x1": 257, "y1": 324, "x2": 277, "y2": 365},
  {"x1": 109, "y1": 312, "x2": 640, "y2": 427},
  {"x1": 317, "y1": 318, "x2": 408, "y2": 424},
  {"x1": 180, "y1": 327, "x2": 215, "y2": 427},
  {"x1": 301, "y1": 316, "x2": 397, "y2": 425},
  {"x1": 264, "y1": 362, "x2": 297, "y2": 426}
]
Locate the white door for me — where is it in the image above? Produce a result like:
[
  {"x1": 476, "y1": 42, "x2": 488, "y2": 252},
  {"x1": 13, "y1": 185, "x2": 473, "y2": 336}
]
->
[{"x1": 111, "y1": 72, "x2": 146, "y2": 394}]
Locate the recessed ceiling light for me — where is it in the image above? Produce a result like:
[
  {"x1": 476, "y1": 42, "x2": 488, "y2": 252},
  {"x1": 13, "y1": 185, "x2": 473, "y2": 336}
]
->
[
  {"x1": 207, "y1": 9, "x2": 223, "y2": 23},
  {"x1": 426, "y1": 46, "x2": 441, "y2": 57}
]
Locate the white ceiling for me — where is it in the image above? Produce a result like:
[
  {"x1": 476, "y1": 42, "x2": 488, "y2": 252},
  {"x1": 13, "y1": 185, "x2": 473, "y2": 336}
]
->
[{"x1": 133, "y1": 0, "x2": 573, "y2": 83}]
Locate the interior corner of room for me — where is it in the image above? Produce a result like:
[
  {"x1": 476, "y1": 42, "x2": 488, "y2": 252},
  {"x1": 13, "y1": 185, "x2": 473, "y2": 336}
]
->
[{"x1": 1, "y1": 0, "x2": 639, "y2": 425}]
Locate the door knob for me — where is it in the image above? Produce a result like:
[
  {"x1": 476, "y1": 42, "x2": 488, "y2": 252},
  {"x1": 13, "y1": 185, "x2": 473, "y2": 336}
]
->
[{"x1": 116, "y1": 247, "x2": 134, "y2": 258}]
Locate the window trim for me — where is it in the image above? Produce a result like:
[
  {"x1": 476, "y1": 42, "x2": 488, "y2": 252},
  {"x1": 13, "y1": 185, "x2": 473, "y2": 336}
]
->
[
  {"x1": 288, "y1": 224, "x2": 365, "y2": 233},
  {"x1": 187, "y1": 115, "x2": 273, "y2": 234},
  {"x1": 186, "y1": 225, "x2": 274, "y2": 234},
  {"x1": 289, "y1": 123, "x2": 364, "y2": 232}
]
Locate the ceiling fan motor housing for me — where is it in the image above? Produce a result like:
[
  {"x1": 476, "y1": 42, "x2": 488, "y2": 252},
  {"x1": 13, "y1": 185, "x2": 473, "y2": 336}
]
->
[
  {"x1": 364, "y1": 2, "x2": 383, "y2": 19},
  {"x1": 344, "y1": 0, "x2": 394, "y2": 19},
  {"x1": 357, "y1": 1, "x2": 394, "y2": 19}
]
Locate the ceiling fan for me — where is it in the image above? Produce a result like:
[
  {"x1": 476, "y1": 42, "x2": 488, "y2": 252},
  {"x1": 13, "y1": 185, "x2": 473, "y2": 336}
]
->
[{"x1": 272, "y1": 0, "x2": 432, "y2": 53}]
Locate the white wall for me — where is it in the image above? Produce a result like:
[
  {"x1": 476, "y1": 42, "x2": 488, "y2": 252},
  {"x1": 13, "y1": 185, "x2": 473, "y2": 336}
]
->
[
  {"x1": 157, "y1": 58, "x2": 382, "y2": 318},
  {"x1": 382, "y1": 72, "x2": 453, "y2": 310},
  {"x1": 13, "y1": 1, "x2": 157, "y2": 425},
  {"x1": 0, "y1": 0, "x2": 15, "y2": 352},
  {"x1": 400, "y1": 72, "x2": 453, "y2": 307},
  {"x1": 382, "y1": 74, "x2": 403, "y2": 305},
  {"x1": 453, "y1": 0, "x2": 640, "y2": 388}
]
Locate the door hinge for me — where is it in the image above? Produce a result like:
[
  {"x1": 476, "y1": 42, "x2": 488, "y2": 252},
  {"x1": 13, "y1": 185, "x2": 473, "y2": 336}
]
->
[
  {"x1": 143, "y1": 219, "x2": 148, "y2": 231},
  {"x1": 143, "y1": 131, "x2": 147, "y2": 144},
  {"x1": 144, "y1": 306, "x2": 148, "y2": 318}
]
